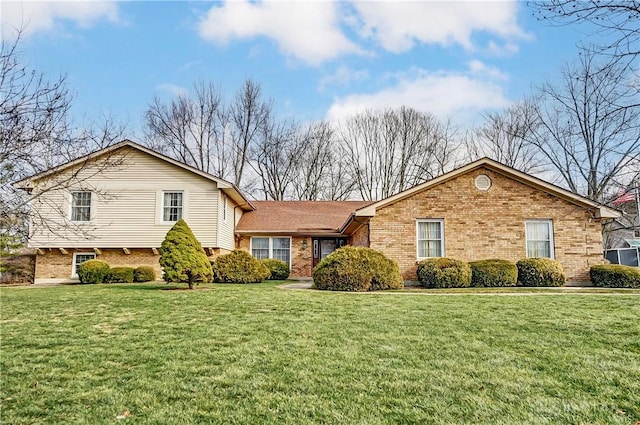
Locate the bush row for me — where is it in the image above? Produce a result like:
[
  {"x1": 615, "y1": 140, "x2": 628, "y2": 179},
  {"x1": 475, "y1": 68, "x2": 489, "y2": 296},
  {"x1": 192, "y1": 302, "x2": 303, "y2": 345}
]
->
[
  {"x1": 77, "y1": 260, "x2": 156, "y2": 284},
  {"x1": 416, "y1": 257, "x2": 566, "y2": 288}
]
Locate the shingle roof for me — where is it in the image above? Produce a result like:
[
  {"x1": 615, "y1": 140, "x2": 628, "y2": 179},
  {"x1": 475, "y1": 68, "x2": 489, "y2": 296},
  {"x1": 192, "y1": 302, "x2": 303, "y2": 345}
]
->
[{"x1": 236, "y1": 201, "x2": 374, "y2": 234}]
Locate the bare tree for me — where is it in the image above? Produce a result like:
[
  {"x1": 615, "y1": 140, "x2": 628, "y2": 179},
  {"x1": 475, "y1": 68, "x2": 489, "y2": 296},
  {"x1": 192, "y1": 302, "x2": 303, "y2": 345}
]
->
[
  {"x1": 144, "y1": 81, "x2": 229, "y2": 178},
  {"x1": 229, "y1": 79, "x2": 271, "y2": 189},
  {"x1": 466, "y1": 99, "x2": 545, "y2": 173},
  {"x1": 337, "y1": 107, "x2": 457, "y2": 201},
  {"x1": 1, "y1": 33, "x2": 126, "y2": 244},
  {"x1": 527, "y1": 53, "x2": 640, "y2": 202},
  {"x1": 530, "y1": 0, "x2": 640, "y2": 60}
]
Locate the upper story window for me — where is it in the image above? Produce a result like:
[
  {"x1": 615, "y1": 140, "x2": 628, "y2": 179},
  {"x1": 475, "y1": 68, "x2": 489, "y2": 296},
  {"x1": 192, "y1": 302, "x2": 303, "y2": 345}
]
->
[
  {"x1": 417, "y1": 219, "x2": 444, "y2": 259},
  {"x1": 70, "y1": 191, "x2": 92, "y2": 222},
  {"x1": 525, "y1": 220, "x2": 554, "y2": 259},
  {"x1": 163, "y1": 191, "x2": 183, "y2": 222}
]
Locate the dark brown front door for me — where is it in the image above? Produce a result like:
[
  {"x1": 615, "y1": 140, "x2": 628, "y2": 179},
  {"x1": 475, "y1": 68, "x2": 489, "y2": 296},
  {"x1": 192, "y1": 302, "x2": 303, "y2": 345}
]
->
[{"x1": 312, "y1": 237, "x2": 347, "y2": 267}]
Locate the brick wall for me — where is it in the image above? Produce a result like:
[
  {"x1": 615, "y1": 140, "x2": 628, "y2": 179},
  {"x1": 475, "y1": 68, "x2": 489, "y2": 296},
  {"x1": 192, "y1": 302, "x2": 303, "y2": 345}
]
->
[
  {"x1": 368, "y1": 168, "x2": 606, "y2": 283},
  {"x1": 35, "y1": 248, "x2": 163, "y2": 279},
  {"x1": 350, "y1": 224, "x2": 369, "y2": 247},
  {"x1": 237, "y1": 235, "x2": 312, "y2": 278}
]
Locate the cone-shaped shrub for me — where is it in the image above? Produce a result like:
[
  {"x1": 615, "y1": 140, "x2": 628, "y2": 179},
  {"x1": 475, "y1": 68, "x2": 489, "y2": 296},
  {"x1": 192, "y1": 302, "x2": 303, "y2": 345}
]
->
[
  {"x1": 313, "y1": 246, "x2": 403, "y2": 292},
  {"x1": 417, "y1": 257, "x2": 472, "y2": 288},
  {"x1": 159, "y1": 219, "x2": 212, "y2": 289},
  {"x1": 211, "y1": 250, "x2": 270, "y2": 283}
]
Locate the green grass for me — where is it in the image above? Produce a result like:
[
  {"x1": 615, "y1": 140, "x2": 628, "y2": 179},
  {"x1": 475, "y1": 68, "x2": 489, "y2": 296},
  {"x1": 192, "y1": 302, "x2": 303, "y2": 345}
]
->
[{"x1": 1, "y1": 282, "x2": 639, "y2": 424}]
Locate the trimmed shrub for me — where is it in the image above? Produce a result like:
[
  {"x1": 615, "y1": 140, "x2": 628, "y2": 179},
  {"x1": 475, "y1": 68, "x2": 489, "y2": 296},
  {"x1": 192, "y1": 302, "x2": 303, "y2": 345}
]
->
[
  {"x1": 470, "y1": 259, "x2": 518, "y2": 287},
  {"x1": 77, "y1": 259, "x2": 110, "y2": 284},
  {"x1": 134, "y1": 266, "x2": 156, "y2": 283},
  {"x1": 516, "y1": 258, "x2": 566, "y2": 287},
  {"x1": 590, "y1": 264, "x2": 640, "y2": 288},
  {"x1": 261, "y1": 258, "x2": 290, "y2": 280},
  {"x1": 313, "y1": 246, "x2": 403, "y2": 292},
  {"x1": 417, "y1": 258, "x2": 472, "y2": 288},
  {"x1": 105, "y1": 267, "x2": 134, "y2": 283},
  {"x1": 159, "y1": 219, "x2": 213, "y2": 289},
  {"x1": 212, "y1": 250, "x2": 270, "y2": 283}
]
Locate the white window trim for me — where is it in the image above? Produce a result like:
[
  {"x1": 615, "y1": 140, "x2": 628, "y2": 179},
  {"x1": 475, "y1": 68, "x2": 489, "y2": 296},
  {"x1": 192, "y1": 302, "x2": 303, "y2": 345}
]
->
[
  {"x1": 68, "y1": 191, "x2": 95, "y2": 222},
  {"x1": 250, "y1": 236, "x2": 292, "y2": 270},
  {"x1": 72, "y1": 252, "x2": 96, "y2": 277},
  {"x1": 525, "y1": 219, "x2": 555, "y2": 259},
  {"x1": 157, "y1": 190, "x2": 188, "y2": 224},
  {"x1": 416, "y1": 219, "x2": 445, "y2": 260}
]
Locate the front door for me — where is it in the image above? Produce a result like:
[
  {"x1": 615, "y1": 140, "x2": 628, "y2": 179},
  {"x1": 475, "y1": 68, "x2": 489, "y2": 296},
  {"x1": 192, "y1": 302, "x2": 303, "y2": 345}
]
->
[{"x1": 312, "y1": 237, "x2": 347, "y2": 267}]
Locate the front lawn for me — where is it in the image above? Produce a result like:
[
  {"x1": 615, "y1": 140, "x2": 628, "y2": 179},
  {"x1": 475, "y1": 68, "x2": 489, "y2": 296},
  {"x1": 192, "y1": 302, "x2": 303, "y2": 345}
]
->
[{"x1": 1, "y1": 282, "x2": 639, "y2": 424}]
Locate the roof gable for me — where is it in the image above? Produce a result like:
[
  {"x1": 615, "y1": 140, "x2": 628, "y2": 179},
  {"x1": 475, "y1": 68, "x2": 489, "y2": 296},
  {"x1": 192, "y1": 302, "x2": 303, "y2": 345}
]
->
[
  {"x1": 355, "y1": 158, "x2": 620, "y2": 219},
  {"x1": 14, "y1": 139, "x2": 254, "y2": 210}
]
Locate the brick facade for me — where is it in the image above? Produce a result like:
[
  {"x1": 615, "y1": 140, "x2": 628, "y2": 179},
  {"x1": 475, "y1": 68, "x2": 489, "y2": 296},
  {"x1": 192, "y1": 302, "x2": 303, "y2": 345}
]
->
[
  {"x1": 368, "y1": 168, "x2": 606, "y2": 282},
  {"x1": 34, "y1": 247, "x2": 228, "y2": 281},
  {"x1": 237, "y1": 236, "x2": 312, "y2": 279}
]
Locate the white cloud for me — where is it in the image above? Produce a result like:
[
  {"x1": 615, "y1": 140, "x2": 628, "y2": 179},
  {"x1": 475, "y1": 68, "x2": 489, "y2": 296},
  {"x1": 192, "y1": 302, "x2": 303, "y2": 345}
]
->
[
  {"x1": 319, "y1": 65, "x2": 369, "y2": 90},
  {"x1": 1, "y1": 1, "x2": 119, "y2": 40},
  {"x1": 197, "y1": 1, "x2": 362, "y2": 66},
  {"x1": 351, "y1": 1, "x2": 526, "y2": 52},
  {"x1": 156, "y1": 83, "x2": 188, "y2": 98},
  {"x1": 326, "y1": 65, "x2": 511, "y2": 123}
]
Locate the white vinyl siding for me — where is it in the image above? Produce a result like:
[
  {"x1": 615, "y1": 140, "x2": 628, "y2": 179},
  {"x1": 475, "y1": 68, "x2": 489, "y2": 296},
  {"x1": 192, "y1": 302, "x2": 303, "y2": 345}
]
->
[
  {"x1": 28, "y1": 147, "x2": 220, "y2": 248},
  {"x1": 70, "y1": 192, "x2": 92, "y2": 221},
  {"x1": 526, "y1": 220, "x2": 554, "y2": 258},
  {"x1": 72, "y1": 252, "x2": 95, "y2": 277},
  {"x1": 162, "y1": 191, "x2": 183, "y2": 222},
  {"x1": 251, "y1": 237, "x2": 291, "y2": 267},
  {"x1": 417, "y1": 219, "x2": 444, "y2": 259}
]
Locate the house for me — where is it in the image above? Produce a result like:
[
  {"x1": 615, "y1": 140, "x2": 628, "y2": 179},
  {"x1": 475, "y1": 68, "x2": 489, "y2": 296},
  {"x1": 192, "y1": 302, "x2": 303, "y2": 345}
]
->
[
  {"x1": 14, "y1": 140, "x2": 253, "y2": 281},
  {"x1": 17, "y1": 140, "x2": 620, "y2": 284}
]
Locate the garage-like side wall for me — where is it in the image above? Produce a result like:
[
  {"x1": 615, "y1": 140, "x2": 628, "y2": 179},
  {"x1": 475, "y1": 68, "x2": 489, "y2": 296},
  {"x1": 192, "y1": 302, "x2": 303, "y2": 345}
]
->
[
  {"x1": 368, "y1": 168, "x2": 606, "y2": 282},
  {"x1": 237, "y1": 236, "x2": 312, "y2": 278}
]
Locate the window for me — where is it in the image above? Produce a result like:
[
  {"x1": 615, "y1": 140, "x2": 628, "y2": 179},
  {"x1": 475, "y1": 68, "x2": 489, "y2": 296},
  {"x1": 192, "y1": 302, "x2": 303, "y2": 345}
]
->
[
  {"x1": 163, "y1": 192, "x2": 183, "y2": 222},
  {"x1": 417, "y1": 219, "x2": 444, "y2": 259},
  {"x1": 251, "y1": 237, "x2": 291, "y2": 267},
  {"x1": 526, "y1": 220, "x2": 554, "y2": 258},
  {"x1": 223, "y1": 194, "x2": 227, "y2": 221},
  {"x1": 251, "y1": 237, "x2": 269, "y2": 260},
  {"x1": 72, "y1": 252, "x2": 96, "y2": 277},
  {"x1": 71, "y1": 191, "x2": 92, "y2": 221}
]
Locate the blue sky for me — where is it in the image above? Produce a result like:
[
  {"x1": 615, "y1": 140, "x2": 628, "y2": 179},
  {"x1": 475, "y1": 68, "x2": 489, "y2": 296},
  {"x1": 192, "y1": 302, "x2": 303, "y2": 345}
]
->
[{"x1": 2, "y1": 1, "x2": 598, "y2": 136}]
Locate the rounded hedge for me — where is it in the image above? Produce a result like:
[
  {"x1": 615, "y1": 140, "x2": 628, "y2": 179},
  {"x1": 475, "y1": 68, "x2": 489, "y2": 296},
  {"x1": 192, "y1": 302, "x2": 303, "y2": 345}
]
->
[
  {"x1": 470, "y1": 259, "x2": 518, "y2": 287},
  {"x1": 312, "y1": 246, "x2": 403, "y2": 292},
  {"x1": 105, "y1": 267, "x2": 134, "y2": 283},
  {"x1": 261, "y1": 258, "x2": 290, "y2": 280},
  {"x1": 516, "y1": 258, "x2": 566, "y2": 287},
  {"x1": 212, "y1": 250, "x2": 270, "y2": 283},
  {"x1": 134, "y1": 266, "x2": 156, "y2": 283},
  {"x1": 417, "y1": 257, "x2": 472, "y2": 288},
  {"x1": 590, "y1": 264, "x2": 640, "y2": 288},
  {"x1": 77, "y1": 259, "x2": 110, "y2": 284}
]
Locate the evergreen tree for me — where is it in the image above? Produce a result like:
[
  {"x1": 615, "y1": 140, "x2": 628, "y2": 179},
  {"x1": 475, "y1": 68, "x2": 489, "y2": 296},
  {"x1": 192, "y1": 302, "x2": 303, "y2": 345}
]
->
[{"x1": 159, "y1": 219, "x2": 212, "y2": 289}]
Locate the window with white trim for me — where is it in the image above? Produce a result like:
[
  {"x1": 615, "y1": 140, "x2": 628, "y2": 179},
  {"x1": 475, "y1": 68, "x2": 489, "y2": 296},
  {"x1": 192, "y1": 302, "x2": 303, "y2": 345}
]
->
[
  {"x1": 251, "y1": 237, "x2": 291, "y2": 266},
  {"x1": 72, "y1": 252, "x2": 96, "y2": 277},
  {"x1": 163, "y1": 191, "x2": 183, "y2": 222},
  {"x1": 70, "y1": 191, "x2": 92, "y2": 221},
  {"x1": 525, "y1": 220, "x2": 554, "y2": 258},
  {"x1": 417, "y1": 219, "x2": 444, "y2": 259}
]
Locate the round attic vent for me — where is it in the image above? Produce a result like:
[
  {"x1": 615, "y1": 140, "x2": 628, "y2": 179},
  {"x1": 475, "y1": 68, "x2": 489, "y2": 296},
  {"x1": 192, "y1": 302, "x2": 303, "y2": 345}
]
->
[{"x1": 475, "y1": 174, "x2": 492, "y2": 191}]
